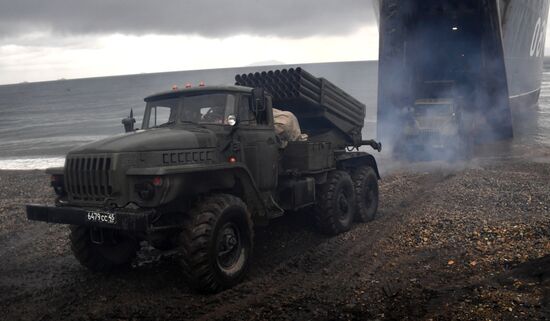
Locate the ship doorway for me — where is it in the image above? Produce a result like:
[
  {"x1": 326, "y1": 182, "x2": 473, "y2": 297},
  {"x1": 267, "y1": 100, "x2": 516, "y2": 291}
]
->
[
  {"x1": 377, "y1": 0, "x2": 513, "y2": 152},
  {"x1": 410, "y1": 1, "x2": 483, "y2": 101}
]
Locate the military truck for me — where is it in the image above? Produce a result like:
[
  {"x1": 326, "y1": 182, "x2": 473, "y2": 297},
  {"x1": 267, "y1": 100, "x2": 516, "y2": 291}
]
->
[
  {"x1": 26, "y1": 68, "x2": 381, "y2": 293},
  {"x1": 394, "y1": 81, "x2": 472, "y2": 160},
  {"x1": 395, "y1": 98, "x2": 460, "y2": 158}
]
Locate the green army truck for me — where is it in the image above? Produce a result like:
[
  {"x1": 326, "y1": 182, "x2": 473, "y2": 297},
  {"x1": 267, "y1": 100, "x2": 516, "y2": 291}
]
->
[
  {"x1": 26, "y1": 68, "x2": 381, "y2": 293},
  {"x1": 398, "y1": 98, "x2": 461, "y2": 154},
  {"x1": 394, "y1": 80, "x2": 473, "y2": 160}
]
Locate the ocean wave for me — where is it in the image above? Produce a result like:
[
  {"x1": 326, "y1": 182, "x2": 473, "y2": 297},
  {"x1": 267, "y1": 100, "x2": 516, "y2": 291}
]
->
[
  {"x1": 0, "y1": 157, "x2": 65, "y2": 170},
  {"x1": 0, "y1": 135, "x2": 109, "y2": 145}
]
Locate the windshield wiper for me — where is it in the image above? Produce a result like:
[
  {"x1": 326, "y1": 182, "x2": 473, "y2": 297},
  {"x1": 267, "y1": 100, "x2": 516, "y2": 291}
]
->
[
  {"x1": 157, "y1": 120, "x2": 176, "y2": 128},
  {"x1": 180, "y1": 120, "x2": 209, "y2": 129}
]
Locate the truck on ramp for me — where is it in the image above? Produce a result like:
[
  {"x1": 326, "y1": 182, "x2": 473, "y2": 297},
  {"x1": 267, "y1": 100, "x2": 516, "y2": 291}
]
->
[{"x1": 375, "y1": 0, "x2": 549, "y2": 159}]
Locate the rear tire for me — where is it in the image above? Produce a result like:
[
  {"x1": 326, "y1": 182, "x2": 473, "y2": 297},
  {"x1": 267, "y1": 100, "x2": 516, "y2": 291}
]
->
[
  {"x1": 314, "y1": 170, "x2": 356, "y2": 235},
  {"x1": 69, "y1": 226, "x2": 138, "y2": 272},
  {"x1": 180, "y1": 194, "x2": 253, "y2": 293},
  {"x1": 351, "y1": 166, "x2": 379, "y2": 222}
]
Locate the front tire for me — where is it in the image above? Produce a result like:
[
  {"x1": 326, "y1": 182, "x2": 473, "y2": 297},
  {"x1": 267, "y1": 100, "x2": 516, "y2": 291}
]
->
[
  {"x1": 314, "y1": 170, "x2": 356, "y2": 235},
  {"x1": 180, "y1": 194, "x2": 253, "y2": 293},
  {"x1": 69, "y1": 226, "x2": 138, "y2": 272},
  {"x1": 352, "y1": 166, "x2": 379, "y2": 222}
]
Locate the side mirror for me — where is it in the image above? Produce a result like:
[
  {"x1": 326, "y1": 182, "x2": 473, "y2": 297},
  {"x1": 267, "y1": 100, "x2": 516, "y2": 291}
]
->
[
  {"x1": 227, "y1": 115, "x2": 237, "y2": 126},
  {"x1": 122, "y1": 109, "x2": 136, "y2": 133}
]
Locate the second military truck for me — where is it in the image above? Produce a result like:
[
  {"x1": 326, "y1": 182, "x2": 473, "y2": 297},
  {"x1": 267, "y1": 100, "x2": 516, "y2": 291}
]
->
[{"x1": 27, "y1": 68, "x2": 381, "y2": 293}]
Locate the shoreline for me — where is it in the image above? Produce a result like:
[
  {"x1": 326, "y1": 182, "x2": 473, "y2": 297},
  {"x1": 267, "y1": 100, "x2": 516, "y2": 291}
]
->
[{"x1": 0, "y1": 156, "x2": 65, "y2": 171}]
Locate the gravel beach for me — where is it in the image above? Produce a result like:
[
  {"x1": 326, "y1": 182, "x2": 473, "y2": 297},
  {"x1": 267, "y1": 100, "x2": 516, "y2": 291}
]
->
[{"x1": 1, "y1": 144, "x2": 549, "y2": 321}]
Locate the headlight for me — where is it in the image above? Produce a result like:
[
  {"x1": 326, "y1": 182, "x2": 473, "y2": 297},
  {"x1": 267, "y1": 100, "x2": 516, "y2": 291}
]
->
[
  {"x1": 134, "y1": 176, "x2": 163, "y2": 200},
  {"x1": 135, "y1": 182, "x2": 155, "y2": 200}
]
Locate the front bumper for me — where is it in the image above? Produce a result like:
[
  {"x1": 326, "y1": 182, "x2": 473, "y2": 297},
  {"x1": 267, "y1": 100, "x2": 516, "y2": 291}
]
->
[{"x1": 26, "y1": 204, "x2": 156, "y2": 231}]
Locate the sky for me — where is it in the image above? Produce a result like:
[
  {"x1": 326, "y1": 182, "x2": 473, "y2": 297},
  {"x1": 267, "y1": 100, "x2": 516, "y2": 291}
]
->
[
  {"x1": 0, "y1": 0, "x2": 379, "y2": 85},
  {"x1": 0, "y1": 1, "x2": 549, "y2": 85}
]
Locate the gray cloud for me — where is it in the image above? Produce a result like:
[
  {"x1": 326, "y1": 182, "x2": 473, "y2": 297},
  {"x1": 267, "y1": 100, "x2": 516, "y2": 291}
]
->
[{"x1": 0, "y1": 0, "x2": 376, "y2": 39}]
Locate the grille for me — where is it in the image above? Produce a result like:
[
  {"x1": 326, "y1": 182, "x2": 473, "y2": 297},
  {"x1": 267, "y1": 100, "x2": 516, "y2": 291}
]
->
[
  {"x1": 419, "y1": 129, "x2": 441, "y2": 138},
  {"x1": 65, "y1": 156, "x2": 113, "y2": 201}
]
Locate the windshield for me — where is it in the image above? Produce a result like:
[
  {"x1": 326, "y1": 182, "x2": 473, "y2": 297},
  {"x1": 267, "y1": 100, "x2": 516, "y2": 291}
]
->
[
  {"x1": 414, "y1": 104, "x2": 454, "y2": 117},
  {"x1": 142, "y1": 93, "x2": 236, "y2": 128}
]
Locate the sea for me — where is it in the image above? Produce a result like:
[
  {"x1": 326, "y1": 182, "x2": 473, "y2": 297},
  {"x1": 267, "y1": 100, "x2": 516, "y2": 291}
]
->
[{"x1": 0, "y1": 60, "x2": 548, "y2": 170}]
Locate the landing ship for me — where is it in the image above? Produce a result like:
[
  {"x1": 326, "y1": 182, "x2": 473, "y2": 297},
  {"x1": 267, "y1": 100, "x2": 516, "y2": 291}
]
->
[{"x1": 374, "y1": 0, "x2": 549, "y2": 153}]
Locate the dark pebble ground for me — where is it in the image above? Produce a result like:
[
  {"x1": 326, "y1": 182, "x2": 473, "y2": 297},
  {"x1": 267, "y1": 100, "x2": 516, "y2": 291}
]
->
[{"x1": 1, "y1": 143, "x2": 550, "y2": 320}]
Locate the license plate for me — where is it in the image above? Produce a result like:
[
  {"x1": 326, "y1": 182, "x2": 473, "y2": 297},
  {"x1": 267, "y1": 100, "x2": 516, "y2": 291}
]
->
[{"x1": 86, "y1": 210, "x2": 117, "y2": 225}]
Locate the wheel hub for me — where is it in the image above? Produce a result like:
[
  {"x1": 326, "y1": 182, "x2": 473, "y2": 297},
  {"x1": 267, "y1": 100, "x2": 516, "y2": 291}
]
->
[
  {"x1": 217, "y1": 223, "x2": 242, "y2": 269},
  {"x1": 338, "y1": 194, "x2": 349, "y2": 216}
]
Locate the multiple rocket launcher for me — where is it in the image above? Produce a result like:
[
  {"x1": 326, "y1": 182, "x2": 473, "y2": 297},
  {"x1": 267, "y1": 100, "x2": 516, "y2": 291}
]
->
[{"x1": 235, "y1": 68, "x2": 367, "y2": 147}]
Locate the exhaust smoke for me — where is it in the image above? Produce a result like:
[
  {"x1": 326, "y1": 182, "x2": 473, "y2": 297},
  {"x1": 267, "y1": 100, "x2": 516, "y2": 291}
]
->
[{"x1": 377, "y1": 0, "x2": 513, "y2": 163}]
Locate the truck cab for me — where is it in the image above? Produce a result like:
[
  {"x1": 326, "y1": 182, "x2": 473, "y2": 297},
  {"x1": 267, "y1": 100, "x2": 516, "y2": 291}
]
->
[
  {"x1": 396, "y1": 97, "x2": 467, "y2": 160},
  {"x1": 141, "y1": 86, "x2": 281, "y2": 193},
  {"x1": 393, "y1": 78, "x2": 473, "y2": 160},
  {"x1": 408, "y1": 98, "x2": 459, "y2": 145}
]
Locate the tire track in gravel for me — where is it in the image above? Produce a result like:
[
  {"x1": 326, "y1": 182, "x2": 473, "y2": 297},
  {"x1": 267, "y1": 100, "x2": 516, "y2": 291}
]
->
[{"x1": 188, "y1": 171, "x2": 457, "y2": 321}]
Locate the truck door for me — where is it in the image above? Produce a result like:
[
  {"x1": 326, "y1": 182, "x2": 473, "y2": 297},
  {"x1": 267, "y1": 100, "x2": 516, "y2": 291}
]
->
[{"x1": 237, "y1": 94, "x2": 279, "y2": 191}]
